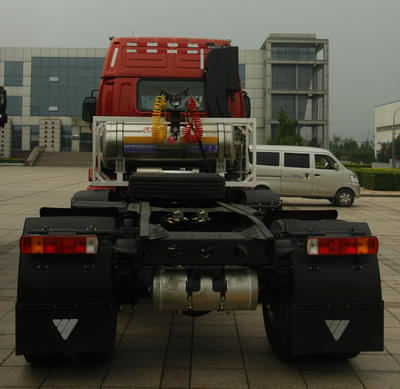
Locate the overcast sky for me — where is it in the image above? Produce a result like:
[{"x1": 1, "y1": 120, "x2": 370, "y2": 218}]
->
[{"x1": 1, "y1": 0, "x2": 400, "y2": 141}]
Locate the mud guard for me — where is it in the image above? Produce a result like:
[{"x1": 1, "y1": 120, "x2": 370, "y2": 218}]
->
[
  {"x1": 273, "y1": 219, "x2": 384, "y2": 356},
  {"x1": 16, "y1": 216, "x2": 117, "y2": 358}
]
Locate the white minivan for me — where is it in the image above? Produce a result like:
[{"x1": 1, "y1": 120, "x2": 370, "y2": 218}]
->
[{"x1": 250, "y1": 145, "x2": 360, "y2": 206}]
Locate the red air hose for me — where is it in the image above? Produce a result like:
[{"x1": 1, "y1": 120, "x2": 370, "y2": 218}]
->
[{"x1": 183, "y1": 97, "x2": 203, "y2": 143}]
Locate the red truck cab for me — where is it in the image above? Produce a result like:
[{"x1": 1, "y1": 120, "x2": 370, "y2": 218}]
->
[{"x1": 94, "y1": 37, "x2": 247, "y2": 119}]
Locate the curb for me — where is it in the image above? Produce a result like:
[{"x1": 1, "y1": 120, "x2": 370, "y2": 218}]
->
[{"x1": 361, "y1": 193, "x2": 400, "y2": 197}]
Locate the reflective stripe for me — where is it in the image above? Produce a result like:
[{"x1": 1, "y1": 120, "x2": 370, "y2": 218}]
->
[
  {"x1": 187, "y1": 50, "x2": 198, "y2": 54},
  {"x1": 126, "y1": 49, "x2": 137, "y2": 53},
  {"x1": 325, "y1": 320, "x2": 350, "y2": 341},
  {"x1": 53, "y1": 318, "x2": 78, "y2": 340},
  {"x1": 188, "y1": 43, "x2": 199, "y2": 47},
  {"x1": 167, "y1": 49, "x2": 177, "y2": 54},
  {"x1": 200, "y1": 49, "x2": 204, "y2": 70},
  {"x1": 167, "y1": 42, "x2": 178, "y2": 47},
  {"x1": 146, "y1": 49, "x2": 157, "y2": 53},
  {"x1": 127, "y1": 42, "x2": 138, "y2": 46},
  {"x1": 147, "y1": 42, "x2": 158, "y2": 46},
  {"x1": 110, "y1": 47, "x2": 119, "y2": 67}
]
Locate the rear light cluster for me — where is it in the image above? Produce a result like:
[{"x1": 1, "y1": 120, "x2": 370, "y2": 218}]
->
[
  {"x1": 20, "y1": 235, "x2": 98, "y2": 255},
  {"x1": 306, "y1": 236, "x2": 378, "y2": 256}
]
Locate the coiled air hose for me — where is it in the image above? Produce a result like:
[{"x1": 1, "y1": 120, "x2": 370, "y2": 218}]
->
[
  {"x1": 183, "y1": 97, "x2": 203, "y2": 143},
  {"x1": 151, "y1": 95, "x2": 167, "y2": 143}
]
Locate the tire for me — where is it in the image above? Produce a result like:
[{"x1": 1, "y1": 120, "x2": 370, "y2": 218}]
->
[
  {"x1": 334, "y1": 188, "x2": 354, "y2": 207},
  {"x1": 262, "y1": 284, "x2": 294, "y2": 361},
  {"x1": 325, "y1": 352, "x2": 360, "y2": 360},
  {"x1": 24, "y1": 353, "x2": 64, "y2": 365}
]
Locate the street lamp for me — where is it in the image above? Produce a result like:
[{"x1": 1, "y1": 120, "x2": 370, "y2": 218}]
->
[{"x1": 392, "y1": 107, "x2": 400, "y2": 168}]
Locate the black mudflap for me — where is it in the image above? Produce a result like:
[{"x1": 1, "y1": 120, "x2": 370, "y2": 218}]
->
[
  {"x1": 16, "y1": 304, "x2": 117, "y2": 356},
  {"x1": 273, "y1": 219, "x2": 384, "y2": 356},
  {"x1": 16, "y1": 216, "x2": 117, "y2": 357},
  {"x1": 292, "y1": 303, "x2": 383, "y2": 355}
]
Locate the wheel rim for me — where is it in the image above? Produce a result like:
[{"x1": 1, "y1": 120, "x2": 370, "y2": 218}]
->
[{"x1": 338, "y1": 191, "x2": 352, "y2": 205}]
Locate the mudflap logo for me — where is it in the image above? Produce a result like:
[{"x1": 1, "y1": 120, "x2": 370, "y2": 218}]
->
[
  {"x1": 53, "y1": 319, "x2": 78, "y2": 340},
  {"x1": 325, "y1": 320, "x2": 350, "y2": 341}
]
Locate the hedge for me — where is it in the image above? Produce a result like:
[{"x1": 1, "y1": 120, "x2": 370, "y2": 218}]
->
[
  {"x1": 349, "y1": 167, "x2": 400, "y2": 190},
  {"x1": 0, "y1": 158, "x2": 25, "y2": 164},
  {"x1": 343, "y1": 163, "x2": 371, "y2": 169}
]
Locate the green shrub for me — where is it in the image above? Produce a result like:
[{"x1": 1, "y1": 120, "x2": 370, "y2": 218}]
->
[
  {"x1": 343, "y1": 163, "x2": 371, "y2": 169},
  {"x1": 0, "y1": 158, "x2": 25, "y2": 164},
  {"x1": 347, "y1": 167, "x2": 400, "y2": 190}
]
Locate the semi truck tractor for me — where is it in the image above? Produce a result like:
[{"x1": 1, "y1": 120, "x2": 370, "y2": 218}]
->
[{"x1": 16, "y1": 37, "x2": 383, "y2": 363}]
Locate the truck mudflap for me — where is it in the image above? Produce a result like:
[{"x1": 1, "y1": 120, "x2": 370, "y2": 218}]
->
[
  {"x1": 16, "y1": 216, "x2": 117, "y2": 359},
  {"x1": 264, "y1": 219, "x2": 384, "y2": 359},
  {"x1": 16, "y1": 304, "x2": 116, "y2": 357},
  {"x1": 291, "y1": 301, "x2": 383, "y2": 355}
]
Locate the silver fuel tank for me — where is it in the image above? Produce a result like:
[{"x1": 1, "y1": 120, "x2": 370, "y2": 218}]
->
[{"x1": 97, "y1": 119, "x2": 237, "y2": 169}]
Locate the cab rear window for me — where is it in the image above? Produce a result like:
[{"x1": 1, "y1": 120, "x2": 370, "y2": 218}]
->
[{"x1": 137, "y1": 79, "x2": 205, "y2": 111}]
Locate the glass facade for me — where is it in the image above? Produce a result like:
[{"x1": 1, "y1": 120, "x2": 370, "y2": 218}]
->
[
  {"x1": 271, "y1": 45, "x2": 316, "y2": 60},
  {"x1": 239, "y1": 64, "x2": 245, "y2": 88},
  {"x1": 271, "y1": 95, "x2": 296, "y2": 119},
  {"x1": 4, "y1": 61, "x2": 23, "y2": 86},
  {"x1": 30, "y1": 125, "x2": 39, "y2": 149},
  {"x1": 30, "y1": 57, "x2": 104, "y2": 116},
  {"x1": 11, "y1": 125, "x2": 22, "y2": 151},
  {"x1": 61, "y1": 126, "x2": 72, "y2": 151},
  {"x1": 7, "y1": 96, "x2": 23, "y2": 116}
]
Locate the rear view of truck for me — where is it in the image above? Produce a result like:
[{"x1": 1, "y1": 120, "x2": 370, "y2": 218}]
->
[{"x1": 16, "y1": 37, "x2": 383, "y2": 364}]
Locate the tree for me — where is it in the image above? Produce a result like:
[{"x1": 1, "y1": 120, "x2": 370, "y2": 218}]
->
[
  {"x1": 377, "y1": 135, "x2": 400, "y2": 163},
  {"x1": 329, "y1": 135, "x2": 375, "y2": 164},
  {"x1": 271, "y1": 109, "x2": 304, "y2": 145}
]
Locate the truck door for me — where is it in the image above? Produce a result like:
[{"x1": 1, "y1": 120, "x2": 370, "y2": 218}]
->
[
  {"x1": 312, "y1": 153, "x2": 341, "y2": 197},
  {"x1": 280, "y1": 152, "x2": 312, "y2": 196}
]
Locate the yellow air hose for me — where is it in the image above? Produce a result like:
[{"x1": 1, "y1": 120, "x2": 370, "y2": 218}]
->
[{"x1": 151, "y1": 95, "x2": 167, "y2": 143}]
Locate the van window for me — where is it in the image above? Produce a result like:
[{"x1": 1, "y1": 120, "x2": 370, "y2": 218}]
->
[
  {"x1": 315, "y1": 154, "x2": 337, "y2": 170},
  {"x1": 256, "y1": 151, "x2": 279, "y2": 166},
  {"x1": 284, "y1": 153, "x2": 309, "y2": 168}
]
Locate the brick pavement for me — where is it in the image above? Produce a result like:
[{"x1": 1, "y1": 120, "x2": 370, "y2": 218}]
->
[{"x1": 0, "y1": 166, "x2": 399, "y2": 388}]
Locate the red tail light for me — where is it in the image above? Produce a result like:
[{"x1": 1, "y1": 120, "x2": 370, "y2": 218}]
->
[
  {"x1": 20, "y1": 235, "x2": 98, "y2": 255},
  {"x1": 306, "y1": 236, "x2": 378, "y2": 256}
]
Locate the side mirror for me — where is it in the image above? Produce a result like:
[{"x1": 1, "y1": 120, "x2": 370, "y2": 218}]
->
[
  {"x1": 82, "y1": 96, "x2": 97, "y2": 123},
  {"x1": 0, "y1": 87, "x2": 7, "y2": 128}
]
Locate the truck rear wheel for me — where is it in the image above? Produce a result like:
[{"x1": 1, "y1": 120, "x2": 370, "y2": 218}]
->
[
  {"x1": 24, "y1": 353, "x2": 64, "y2": 365},
  {"x1": 262, "y1": 284, "x2": 294, "y2": 360}
]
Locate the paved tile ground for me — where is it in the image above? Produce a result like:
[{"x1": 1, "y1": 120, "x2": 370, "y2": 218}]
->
[{"x1": 0, "y1": 166, "x2": 399, "y2": 388}]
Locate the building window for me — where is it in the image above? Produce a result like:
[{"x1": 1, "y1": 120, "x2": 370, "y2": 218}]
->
[
  {"x1": 4, "y1": 62, "x2": 24, "y2": 86},
  {"x1": 271, "y1": 45, "x2": 316, "y2": 60},
  {"x1": 30, "y1": 125, "x2": 39, "y2": 150},
  {"x1": 271, "y1": 95, "x2": 296, "y2": 119},
  {"x1": 272, "y1": 65, "x2": 296, "y2": 90},
  {"x1": 298, "y1": 65, "x2": 313, "y2": 90},
  {"x1": 30, "y1": 57, "x2": 105, "y2": 116},
  {"x1": 239, "y1": 64, "x2": 246, "y2": 88},
  {"x1": 11, "y1": 125, "x2": 22, "y2": 151},
  {"x1": 61, "y1": 126, "x2": 72, "y2": 151},
  {"x1": 7, "y1": 96, "x2": 23, "y2": 116}
]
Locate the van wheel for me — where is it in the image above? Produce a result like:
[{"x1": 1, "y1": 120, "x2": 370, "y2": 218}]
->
[{"x1": 334, "y1": 189, "x2": 354, "y2": 207}]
